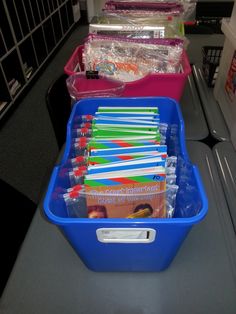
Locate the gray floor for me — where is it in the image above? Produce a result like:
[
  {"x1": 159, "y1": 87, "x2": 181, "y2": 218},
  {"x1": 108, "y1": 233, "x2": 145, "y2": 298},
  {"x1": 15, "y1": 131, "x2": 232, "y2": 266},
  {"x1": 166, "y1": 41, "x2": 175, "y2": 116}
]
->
[{"x1": 0, "y1": 24, "x2": 89, "y2": 204}]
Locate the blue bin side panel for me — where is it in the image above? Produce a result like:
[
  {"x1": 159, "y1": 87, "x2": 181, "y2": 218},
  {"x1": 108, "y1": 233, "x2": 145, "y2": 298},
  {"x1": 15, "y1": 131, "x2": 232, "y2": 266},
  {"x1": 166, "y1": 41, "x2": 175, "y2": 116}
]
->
[{"x1": 62, "y1": 222, "x2": 192, "y2": 272}]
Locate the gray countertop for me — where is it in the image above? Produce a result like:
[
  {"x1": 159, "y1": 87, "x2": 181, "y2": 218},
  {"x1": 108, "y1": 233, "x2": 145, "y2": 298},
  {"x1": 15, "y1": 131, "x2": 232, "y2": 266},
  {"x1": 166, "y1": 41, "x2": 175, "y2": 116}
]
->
[
  {"x1": 213, "y1": 141, "x2": 236, "y2": 231},
  {"x1": 192, "y1": 65, "x2": 230, "y2": 142},
  {"x1": 1, "y1": 141, "x2": 236, "y2": 314},
  {"x1": 180, "y1": 72, "x2": 209, "y2": 141}
]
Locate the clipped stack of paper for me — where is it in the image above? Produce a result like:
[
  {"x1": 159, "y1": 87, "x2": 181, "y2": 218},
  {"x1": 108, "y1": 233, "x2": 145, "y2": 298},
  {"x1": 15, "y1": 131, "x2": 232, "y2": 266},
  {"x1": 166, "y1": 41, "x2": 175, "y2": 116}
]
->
[{"x1": 62, "y1": 106, "x2": 178, "y2": 219}]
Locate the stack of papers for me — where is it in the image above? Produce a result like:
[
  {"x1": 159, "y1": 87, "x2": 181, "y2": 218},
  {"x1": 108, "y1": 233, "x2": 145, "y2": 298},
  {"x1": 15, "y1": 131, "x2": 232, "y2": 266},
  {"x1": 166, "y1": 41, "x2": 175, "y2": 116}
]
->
[
  {"x1": 63, "y1": 106, "x2": 178, "y2": 219},
  {"x1": 82, "y1": 106, "x2": 167, "y2": 218}
]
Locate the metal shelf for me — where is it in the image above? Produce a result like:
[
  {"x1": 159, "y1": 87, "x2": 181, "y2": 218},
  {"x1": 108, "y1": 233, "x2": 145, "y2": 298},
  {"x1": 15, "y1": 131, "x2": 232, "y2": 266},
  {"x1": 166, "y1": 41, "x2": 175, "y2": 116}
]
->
[{"x1": 0, "y1": 0, "x2": 75, "y2": 121}]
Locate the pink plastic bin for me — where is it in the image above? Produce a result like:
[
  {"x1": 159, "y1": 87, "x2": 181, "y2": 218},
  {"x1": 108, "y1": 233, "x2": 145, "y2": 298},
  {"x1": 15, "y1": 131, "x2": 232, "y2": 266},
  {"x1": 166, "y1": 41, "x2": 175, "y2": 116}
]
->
[{"x1": 64, "y1": 45, "x2": 191, "y2": 101}]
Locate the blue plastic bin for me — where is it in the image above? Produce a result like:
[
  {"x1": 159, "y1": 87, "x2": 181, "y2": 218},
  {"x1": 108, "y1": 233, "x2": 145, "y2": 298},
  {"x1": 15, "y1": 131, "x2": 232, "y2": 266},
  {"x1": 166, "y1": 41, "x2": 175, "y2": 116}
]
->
[{"x1": 44, "y1": 97, "x2": 208, "y2": 272}]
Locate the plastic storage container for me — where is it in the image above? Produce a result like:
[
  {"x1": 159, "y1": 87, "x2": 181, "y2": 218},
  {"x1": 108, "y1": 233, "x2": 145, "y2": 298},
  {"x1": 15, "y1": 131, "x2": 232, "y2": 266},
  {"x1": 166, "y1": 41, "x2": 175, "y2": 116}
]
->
[
  {"x1": 66, "y1": 72, "x2": 125, "y2": 102},
  {"x1": 202, "y1": 46, "x2": 222, "y2": 87},
  {"x1": 64, "y1": 45, "x2": 191, "y2": 101},
  {"x1": 213, "y1": 19, "x2": 236, "y2": 149},
  {"x1": 44, "y1": 97, "x2": 208, "y2": 272}
]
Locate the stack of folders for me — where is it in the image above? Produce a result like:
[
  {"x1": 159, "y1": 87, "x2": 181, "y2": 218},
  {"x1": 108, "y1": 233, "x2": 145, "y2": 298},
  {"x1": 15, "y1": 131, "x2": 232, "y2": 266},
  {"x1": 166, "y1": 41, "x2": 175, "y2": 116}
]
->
[{"x1": 62, "y1": 107, "x2": 179, "y2": 219}]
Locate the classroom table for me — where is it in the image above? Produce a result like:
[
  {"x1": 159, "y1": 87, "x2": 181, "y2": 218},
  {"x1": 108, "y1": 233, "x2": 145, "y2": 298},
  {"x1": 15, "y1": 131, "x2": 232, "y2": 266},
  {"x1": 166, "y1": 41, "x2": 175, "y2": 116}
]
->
[
  {"x1": 1, "y1": 141, "x2": 236, "y2": 314},
  {"x1": 192, "y1": 65, "x2": 230, "y2": 142},
  {"x1": 213, "y1": 141, "x2": 236, "y2": 231},
  {"x1": 180, "y1": 72, "x2": 209, "y2": 141}
]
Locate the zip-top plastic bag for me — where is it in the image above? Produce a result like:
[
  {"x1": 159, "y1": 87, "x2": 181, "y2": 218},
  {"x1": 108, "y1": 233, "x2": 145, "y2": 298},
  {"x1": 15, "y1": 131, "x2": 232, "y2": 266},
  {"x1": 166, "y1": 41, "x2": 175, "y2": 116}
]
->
[
  {"x1": 66, "y1": 72, "x2": 125, "y2": 102},
  {"x1": 104, "y1": 0, "x2": 197, "y2": 21},
  {"x1": 89, "y1": 14, "x2": 184, "y2": 39},
  {"x1": 83, "y1": 34, "x2": 184, "y2": 82},
  {"x1": 62, "y1": 187, "x2": 162, "y2": 218},
  {"x1": 62, "y1": 183, "x2": 178, "y2": 219},
  {"x1": 104, "y1": 1, "x2": 184, "y2": 16}
]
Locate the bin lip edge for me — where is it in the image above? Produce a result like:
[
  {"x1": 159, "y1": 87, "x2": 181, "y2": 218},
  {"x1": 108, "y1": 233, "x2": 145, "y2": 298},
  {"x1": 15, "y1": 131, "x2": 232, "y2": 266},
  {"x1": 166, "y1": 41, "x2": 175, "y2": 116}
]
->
[{"x1": 42, "y1": 209, "x2": 208, "y2": 226}]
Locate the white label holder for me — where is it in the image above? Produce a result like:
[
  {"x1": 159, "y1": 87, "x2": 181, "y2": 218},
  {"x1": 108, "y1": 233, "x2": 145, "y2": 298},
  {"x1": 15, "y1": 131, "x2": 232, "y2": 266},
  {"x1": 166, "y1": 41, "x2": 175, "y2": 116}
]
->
[{"x1": 96, "y1": 228, "x2": 156, "y2": 243}]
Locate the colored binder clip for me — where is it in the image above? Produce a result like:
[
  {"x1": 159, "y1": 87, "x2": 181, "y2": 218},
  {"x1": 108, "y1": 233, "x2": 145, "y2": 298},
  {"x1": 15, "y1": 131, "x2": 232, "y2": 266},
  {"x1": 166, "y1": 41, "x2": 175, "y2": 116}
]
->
[{"x1": 86, "y1": 70, "x2": 99, "y2": 79}]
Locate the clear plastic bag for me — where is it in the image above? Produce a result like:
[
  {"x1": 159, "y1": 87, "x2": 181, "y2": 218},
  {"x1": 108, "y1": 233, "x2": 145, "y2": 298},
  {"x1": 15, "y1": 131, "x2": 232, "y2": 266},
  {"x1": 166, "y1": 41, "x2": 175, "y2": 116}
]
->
[
  {"x1": 63, "y1": 186, "x2": 169, "y2": 219},
  {"x1": 72, "y1": 127, "x2": 92, "y2": 138},
  {"x1": 65, "y1": 156, "x2": 88, "y2": 168},
  {"x1": 59, "y1": 166, "x2": 87, "y2": 186},
  {"x1": 166, "y1": 184, "x2": 179, "y2": 218},
  {"x1": 89, "y1": 14, "x2": 184, "y2": 39},
  {"x1": 160, "y1": 122, "x2": 168, "y2": 144},
  {"x1": 174, "y1": 156, "x2": 202, "y2": 218},
  {"x1": 66, "y1": 72, "x2": 125, "y2": 102},
  {"x1": 181, "y1": 0, "x2": 197, "y2": 21},
  {"x1": 167, "y1": 124, "x2": 181, "y2": 157},
  {"x1": 63, "y1": 189, "x2": 88, "y2": 218},
  {"x1": 72, "y1": 122, "x2": 92, "y2": 129},
  {"x1": 104, "y1": 0, "x2": 197, "y2": 21},
  {"x1": 71, "y1": 114, "x2": 94, "y2": 131},
  {"x1": 104, "y1": 1, "x2": 184, "y2": 16},
  {"x1": 83, "y1": 34, "x2": 184, "y2": 82},
  {"x1": 166, "y1": 166, "x2": 176, "y2": 175},
  {"x1": 60, "y1": 153, "x2": 179, "y2": 219},
  {"x1": 71, "y1": 141, "x2": 89, "y2": 157},
  {"x1": 166, "y1": 174, "x2": 177, "y2": 185}
]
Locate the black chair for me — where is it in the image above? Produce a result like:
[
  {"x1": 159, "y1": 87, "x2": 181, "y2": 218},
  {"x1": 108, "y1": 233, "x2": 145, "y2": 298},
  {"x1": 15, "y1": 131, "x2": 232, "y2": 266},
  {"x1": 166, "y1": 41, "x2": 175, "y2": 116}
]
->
[
  {"x1": 0, "y1": 179, "x2": 36, "y2": 296},
  {"x1": 46, "y1": 74, "x2": 72, "y2": 150}
]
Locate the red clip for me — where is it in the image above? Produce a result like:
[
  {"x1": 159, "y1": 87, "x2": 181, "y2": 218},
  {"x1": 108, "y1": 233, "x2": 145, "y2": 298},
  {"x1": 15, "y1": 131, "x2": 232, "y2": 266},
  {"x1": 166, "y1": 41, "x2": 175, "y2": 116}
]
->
[
  {"x1": 86, "y1": 115, "x2": 93, "y2": 120},
  {"x1": 69, "y1": 191, "x2": 79, "y2": 198},
  {"x1": 75, "y1": 156, "x2": 85, "y2": 162},
  {"x1": 81, "y1": 127, "x2": 88, "y2": 134},
  {"x1": 74, "y1": 170, "x2": 83, "y2": 177},
  {"x1": 84, "y1": 122, "x2": 92, "y2": 128},
  {"x1": 78, "y1": 137, "x2": 88, "y2": 147},
  {"x1": 72, "y1": 184, "x2": 82, "y2": 192}
]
